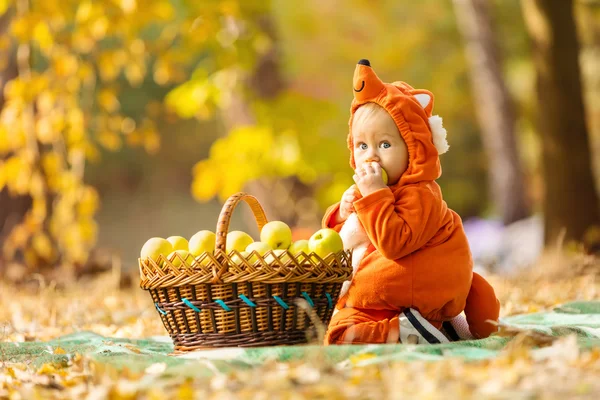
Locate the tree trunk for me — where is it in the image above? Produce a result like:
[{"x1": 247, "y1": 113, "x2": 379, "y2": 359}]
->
[
  {"x1": 453, "y1": 0, "x2": 530, "y2": 225},
  {"x1": 0, "y1": 9, "x2": 31, "y2": 265},
  {"x1": 220, "y1": 15, "x2": 319, "y2": 231},
  {"x1": 521, "y1": 0, "x2": 600, "y2": 245}
]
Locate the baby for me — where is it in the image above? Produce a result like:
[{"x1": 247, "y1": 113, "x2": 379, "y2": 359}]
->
[{"x1": 323, "y1": 59, "x2": 500, "y2": 344}]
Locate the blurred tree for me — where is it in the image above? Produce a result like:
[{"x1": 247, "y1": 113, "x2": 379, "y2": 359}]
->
[
  {"x1": 453, "y1": 0, "x2": 530, "y2": 225},
  {"x1": 522, "y1": 0, "x2": 600, "y2": 244},
  {"x1": 0, "y1": 0, "x2": 265, "y2": 270}
]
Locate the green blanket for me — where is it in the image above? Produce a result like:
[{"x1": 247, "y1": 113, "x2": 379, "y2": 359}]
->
[{"x1": 2, "y1": 301, "x2": 599, "y2": 375}]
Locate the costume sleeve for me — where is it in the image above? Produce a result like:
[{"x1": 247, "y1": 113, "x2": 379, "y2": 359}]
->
[
  {"x1": 353, "y1": 184, "x2": 445, "y2": 260},
  {"x1": 321, "y1": 202, "x2": 345, "y2": 232}
]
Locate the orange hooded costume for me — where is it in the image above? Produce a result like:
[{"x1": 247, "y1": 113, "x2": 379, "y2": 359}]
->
[{"x1": 323, "y1": 60, "x2": 500, "y2": 345}]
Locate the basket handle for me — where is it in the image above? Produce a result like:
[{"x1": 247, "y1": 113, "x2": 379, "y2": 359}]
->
[{"x1": 212, "y1": 193, "x2": 268, "y2": 282}]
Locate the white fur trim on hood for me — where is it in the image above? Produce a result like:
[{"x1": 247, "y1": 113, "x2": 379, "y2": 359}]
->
[{"x1": 428, "y1": 115, "x2": 449, "y2": 155}]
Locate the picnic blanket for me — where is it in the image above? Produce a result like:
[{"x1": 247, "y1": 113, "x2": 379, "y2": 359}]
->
[{"x1": 2, "y1": 301, "x2": 599, "y2": 375}]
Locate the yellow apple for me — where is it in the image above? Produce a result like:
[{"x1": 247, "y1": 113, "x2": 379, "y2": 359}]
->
[
  {"x1": 140, "y1": 237, "x2": 173, "y2": 264},
  {"x1": 167, "y1": 236, "x2": 189, "y2": 251},
  {"x1": 245, "y1": 241, "x2": 271, "y2": 263},
  {"x1": 226, "y1": 231, "x2": 254, "y2": 253},
  {"x1": 265, "y1": 249, "x2": 291, "y2": 264},
  {"x1": 308, "y1": 228, "x2": 344, "y2": 259},
  {"x1": 288, "y1": 239, "x2": 310, "y2": 256},
  {"x1": 363, "y1": 162, "x2": 388, "y2": 185},
  {"x1": 166, "y1": 250, "x2": 192, "y2": 268},
  {"x1": 189, "y1": 230, "x2": 216, "y2": 257},
  {"x1": 260, "y1": 221, "x2": 292, "y2": 250},
  {"x1": 381, "y1": 168, "x2": 388, "y2": 185}
]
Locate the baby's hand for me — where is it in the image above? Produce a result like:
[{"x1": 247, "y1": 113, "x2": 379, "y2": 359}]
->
[
  {"x1": 353, "y1": 162, "x2": 387, "y2": 197},
  {"x1": 339, "y1": 185, "x2": 357, "y2": 220}
]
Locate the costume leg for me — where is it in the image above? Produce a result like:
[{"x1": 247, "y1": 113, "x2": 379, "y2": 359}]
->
[{"x1": 324, "y1": 307, "x2": 400, "y2": 345}]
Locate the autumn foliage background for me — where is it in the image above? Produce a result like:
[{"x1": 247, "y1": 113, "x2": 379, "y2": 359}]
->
[{"x1": 0, "y1": 0, "x2": 599, "y2": 276}]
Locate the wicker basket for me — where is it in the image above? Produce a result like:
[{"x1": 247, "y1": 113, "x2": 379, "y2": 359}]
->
[{"x1": 139, "y1": 192, "x2": 352, "y2": 352}]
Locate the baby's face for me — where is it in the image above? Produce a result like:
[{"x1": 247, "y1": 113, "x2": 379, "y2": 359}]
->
[{"x1": 352, "y1": 106, "x2": 409, "y2": 185}]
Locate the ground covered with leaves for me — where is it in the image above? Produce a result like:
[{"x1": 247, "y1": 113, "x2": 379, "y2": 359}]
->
[{"x1": 1, "y1": 252, "x2": 599, "y2": 399}]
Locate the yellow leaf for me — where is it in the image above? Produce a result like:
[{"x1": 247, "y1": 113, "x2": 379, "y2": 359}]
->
[
  {"x1": 97, "y1": 131, "x2": 122, "y2": 151},
  {"x1": 191, "y1": 160, "x2": 221, "y2": 201},
  {"x1": 33, "y1": 21, "x2": 53, "y2": 53},
  {"x1": 143, "y1": 128, "x2": 160, "y2": 154},
  {"x1": 32, "y1": 233, "x2": 55, "y2": 261},
  {"x1": 53, "y1": 53, "x2": 78, "y2": 77},
  {"x1": 53, "y1": 346, "x2": 66, "y2": 355},
  {"x1": 77, "y1": 186, "x2": 99, "y2": 216},
  {"x1": 125, "y1": 62, "x2": 145, "y2": 87},
  {"x1": 97, "y1": 89, "x2": 120, "y2": 113}
]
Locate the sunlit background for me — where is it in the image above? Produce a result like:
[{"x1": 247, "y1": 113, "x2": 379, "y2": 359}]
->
[{"x1": 0, "y1": 0, "x2": 599, "y2": 277}]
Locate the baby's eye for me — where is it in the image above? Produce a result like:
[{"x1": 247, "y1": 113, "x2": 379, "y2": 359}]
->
[
  {"x1": 359, "y1": 143, "x2": 368, "y2": 150},
  {"x1": 380, "y1": 142, "x2": 391, "y2": 149}
]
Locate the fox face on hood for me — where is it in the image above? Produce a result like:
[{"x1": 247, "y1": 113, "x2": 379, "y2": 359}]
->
[{"x1": 348, "y1": 59, "x2": 449, "y2": 187}]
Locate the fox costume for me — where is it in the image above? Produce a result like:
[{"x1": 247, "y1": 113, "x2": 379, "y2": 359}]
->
[{"x1": 323, "y1": 59, "x2": 500, "y2": 345}]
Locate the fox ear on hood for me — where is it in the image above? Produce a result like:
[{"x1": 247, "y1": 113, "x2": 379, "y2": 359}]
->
[
  {"x1": 412, "y1": 90, "x2": 449, "y2": 155},
  {"x1": 411, "y1": 90, "x2": 434, "y2": 116}
]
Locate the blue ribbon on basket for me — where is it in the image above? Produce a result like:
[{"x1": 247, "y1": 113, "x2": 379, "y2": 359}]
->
[
  {"x1": 325, "y1": 293, "x2": 333, "y2": 309},
  {"x1": 301, "y1": 292, "x2": 314, "y2": 307},
  {"x1": 215, "y1": 299, "x2": 231, "y2": 312},
  {"x1": 182, "y1": 298, "x2": 201, "y2": 312},
  {"x1": 238, "y1": 294, "x2": 257, "y2": 307},
  {"x1": 154, "y1": 303, "x2": 167, "y2": 315},
  {"x1": 273, "y1": 295, "x2": 289, "y2": 310}
]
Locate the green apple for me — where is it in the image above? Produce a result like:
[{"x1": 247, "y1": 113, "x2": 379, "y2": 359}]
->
[
  {"x1": 260, "y1": 221, "x2": 292, "y2": 250},
  {"x1": 140, "y1": 237, "x2": 173, "y2": 264},
  {"x1": 167, "y1": 236, "x2": 189, "y2": 251},
  {"x1": 166, "y1": 250, "x2": 192, "y2": 268},
  {"x1": 226, "y1": 231, "x2": 254, "y2": 253},
  {"x1": 245, "y1": 241, "x2": 271, "y2": 263},
  {"x1": 308, "y1": 228, "x2": 344, "y2": 259},
  {"x1": 189, "y1": 230, "x2": 216, "y2": 257},
  {"x1": 231, "y1": 250, "x2": 249, "y2": 265},
  {"x1": 265, "y1": 249, "x2": 291, "y2": 264},
  {"x1": 288, "y1": 239, "x2": 309, "y2": 256}
]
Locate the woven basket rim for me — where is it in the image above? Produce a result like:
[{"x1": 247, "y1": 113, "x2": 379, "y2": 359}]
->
[{"x1": 139, "y1": 248, "x2": 352, "y2": 289}]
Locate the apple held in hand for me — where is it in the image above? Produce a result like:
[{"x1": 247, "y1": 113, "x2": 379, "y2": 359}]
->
[
  {"x1": 381, "y1": 168, "x2": 388, "y2": 185},
  {"x1": 308, "y1": 228, "x2": 344, "y2": 259},
  {"x1": 260, "y1": 221, "x2": 292, "y2": 250},
  {"x1": 226, "y1": 231, "x2": 254, "y2": 253},
  {"x1": 167, "y1": 236, "x2": 189, "y2": 251},
  {"x1": 141, "y1": 237, "x2": 173, "y2": 264}
]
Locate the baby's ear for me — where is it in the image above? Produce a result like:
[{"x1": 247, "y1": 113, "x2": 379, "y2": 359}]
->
[{"x1": 412, "y1": 90, "x2": 434, "y2": 116}]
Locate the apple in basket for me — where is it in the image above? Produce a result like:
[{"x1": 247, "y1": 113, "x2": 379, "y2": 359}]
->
[
  {"x1": 260, "y1": 221, "x2": 292, "y2": 250},
  {"x1": 166, "y1": 249, "x2": 192, "y2": 268},
  {"x1": 189, "y1": 230, "x2": 216, "y2": 265},
  {"x1": 288, "y1": 239, "x2": 309, "y2": 256},
  {"x1": 245, "y1": 241, "x2": 271, "y2": 263},
  {"x1": 140, "y1": 237, "x2": 173, "y2": 265},
  {"x1": 226, "y1": 231, "x2": 254, "y2": 253},
  {"x1": 166, "y1": 236, "x2": 189, "y2": 251},
  {"x1": 308, "y1": 228, "x2": 344, "y2": 259},
  {"x1": 265, "y1": 249, "x2": 292, "y2": 264}
]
